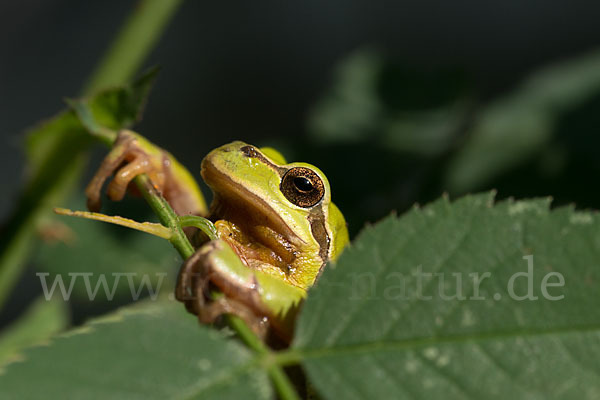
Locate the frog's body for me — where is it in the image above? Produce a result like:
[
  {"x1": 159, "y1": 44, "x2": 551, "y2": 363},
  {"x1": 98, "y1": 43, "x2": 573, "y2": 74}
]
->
[
  {"x1": 86, "y1": 131, "x2": 349, "y2": 341},
  {"x1": 202, "y1": 142, "x2": 348, "y2": 288}
]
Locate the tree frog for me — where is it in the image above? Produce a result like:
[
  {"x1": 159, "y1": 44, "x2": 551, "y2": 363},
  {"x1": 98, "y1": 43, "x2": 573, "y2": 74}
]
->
[{"x1": 86, "y1": 131, "x2": 349, "y2": 341}]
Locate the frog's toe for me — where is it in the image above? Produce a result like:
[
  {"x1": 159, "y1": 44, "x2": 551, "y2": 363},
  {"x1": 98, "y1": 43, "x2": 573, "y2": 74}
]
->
[
  {"x1": 176, "y1": 245, "x2": 202, "y2": 300},
  {"x1": 85, "y1": 181, "x2": 104, "y2": 213},
  {"x1": 85, "y1": 130, "x2": 168, "y2": 212},
  {"x1": 198, "y1": 297, "x2": 269, "y2": 339},
  {"x1": 106, "y1": 156, "x2": 161, "y2": 202},
  {"x1": 175, "y1": 241, "x2": 270, "y2": 338},
  {"x1": 85, "y1": 154, "x2": 128, "y2": 212},
  {"x1": 85, "y1": 131, "x2": 135, "y2": 211},
  {"x1": 175, "y1": 245, "x2": 211, "y2": 313}
]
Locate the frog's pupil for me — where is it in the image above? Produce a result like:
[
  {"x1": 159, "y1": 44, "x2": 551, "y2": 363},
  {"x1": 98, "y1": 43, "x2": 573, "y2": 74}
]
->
[
  {"x1": 280, "y1": 167, "x2": 324, "y2": 207},
  {"x1": 293, "y1": 177, "x2": 313, "y2": 192}
]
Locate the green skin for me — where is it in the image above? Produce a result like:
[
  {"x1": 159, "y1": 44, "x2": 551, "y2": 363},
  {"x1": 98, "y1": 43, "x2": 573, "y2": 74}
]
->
[{"x1": 87, "y1": 132, "x2": 349, "y2": 339}]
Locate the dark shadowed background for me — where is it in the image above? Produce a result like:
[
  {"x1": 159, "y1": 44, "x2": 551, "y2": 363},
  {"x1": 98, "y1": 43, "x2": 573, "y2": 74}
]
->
[{"x1": 2, "y1": 0, "x2": 600, "y2": 329}]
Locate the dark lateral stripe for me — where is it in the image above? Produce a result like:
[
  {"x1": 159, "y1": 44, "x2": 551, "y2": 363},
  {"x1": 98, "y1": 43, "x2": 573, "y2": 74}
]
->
[
  {"x1": 309, "y1": 204, "x2": 331, "y2": 279},
  {"x1": 240, "y1": 145, "x2": 287, "y2": 177},
  {"x1": 242, "y1": 144, "x2": 331, "y2": 279}
]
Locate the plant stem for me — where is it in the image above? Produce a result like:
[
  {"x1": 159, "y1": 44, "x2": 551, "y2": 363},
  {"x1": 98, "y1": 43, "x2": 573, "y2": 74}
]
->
[
  {"x1": 83, "y1": 0, "x2": 183, "y2": 95},
  {"x1": 228, "y1": 316, "x2": 301, "y2": 400},
  {"x1": 130, "y1": 173, "x2": 300, "y2": 400},
  {"x1": 271, "y1": 348, "x2": 304, "y2": 367},
  {"x1": 178, "y1": 215, "x2": 219, "y2": 240},
  {"x1": 266, "y1": 366, "x2": 302, "y2": 400},
  {"x1": 135, "y1": 176, "x2": 194, "y2": 259}
]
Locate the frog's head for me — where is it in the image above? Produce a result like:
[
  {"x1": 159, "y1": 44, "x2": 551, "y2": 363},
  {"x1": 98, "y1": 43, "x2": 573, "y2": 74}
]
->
[{"x1": 201, "y1": 141, "x2": 348, "y2": 289}]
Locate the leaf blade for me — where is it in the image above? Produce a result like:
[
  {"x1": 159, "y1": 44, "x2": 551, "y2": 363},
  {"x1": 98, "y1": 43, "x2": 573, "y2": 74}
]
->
[
  {"x1": 0, "y1": 300, "x2": 271, "y2": 400},
  {"x1": 293, "y1": 193, "x2": 600, "y2": 399}
]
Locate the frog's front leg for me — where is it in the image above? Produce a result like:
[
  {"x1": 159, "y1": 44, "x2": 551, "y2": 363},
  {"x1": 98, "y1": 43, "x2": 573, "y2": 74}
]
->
[
  {"x1": 86, "y1": 130, "x2": 207, "y2": 216},
  {"x1": 175, "y1": 240, "x2": 305, "y2": 342}
]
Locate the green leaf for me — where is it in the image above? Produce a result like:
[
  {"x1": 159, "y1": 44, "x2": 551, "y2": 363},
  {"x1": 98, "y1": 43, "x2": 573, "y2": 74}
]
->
[
  {"x1": 308, "y1": 50, "x2": 385, "y2": 144},
  {"x1": 84, "y1": 66, "x2": 160, "y2": 134},
  {"x1": 0, "y1": 300, "x2": 271, "y2": 400},
  {"x1": 446, "y1": 49, "x2": 600, "y2": 192},
  {"x1": 0, "y1": 70, "x2": 159, "y2": 310},
  {"x1": 292, "y1": 192, "x2": 600, "y2": 399},
  {"x1": 0, "y1": 297, "x2": 69, "y2": 366},
  {"x1": 307, "y1": 49, "x2": 470, "y2": 157}
]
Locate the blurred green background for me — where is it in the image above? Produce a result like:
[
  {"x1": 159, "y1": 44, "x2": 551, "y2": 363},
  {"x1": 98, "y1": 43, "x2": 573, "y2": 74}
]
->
[{"x1": 2, "y1": 1, "x2": 600, "y2": 338}]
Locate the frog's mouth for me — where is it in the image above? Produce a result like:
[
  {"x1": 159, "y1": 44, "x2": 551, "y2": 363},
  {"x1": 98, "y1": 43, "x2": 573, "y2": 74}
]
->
[{"x1": 201, "y1": 158, "x2": 302, "y2": 276}]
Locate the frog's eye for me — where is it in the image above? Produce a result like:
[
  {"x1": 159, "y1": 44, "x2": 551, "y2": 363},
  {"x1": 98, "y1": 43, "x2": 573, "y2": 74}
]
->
[{"x1": 280, "y1": 167, "x2": 325, "y2": 208}]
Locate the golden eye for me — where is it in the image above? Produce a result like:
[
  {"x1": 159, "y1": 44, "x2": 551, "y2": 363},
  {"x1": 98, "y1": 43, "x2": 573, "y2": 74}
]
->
[{"x1": 280, "y1": 167, "x2": 325, "y2": 208}]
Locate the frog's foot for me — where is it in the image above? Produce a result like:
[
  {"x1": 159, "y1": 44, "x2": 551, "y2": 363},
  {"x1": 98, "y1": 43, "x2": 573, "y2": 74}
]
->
[
  {"x1": 174, "y1": 244, "x2": 211, "y2": 316},
  {"x1": 198, "y1": 297, "x2": 269, "y2": 338},
  {"x1": 175, "y1": 240, "x2": 270, "y2": 338},
  {"x1": 85, "y1": 130, "x2": 167, "y2": 212}
]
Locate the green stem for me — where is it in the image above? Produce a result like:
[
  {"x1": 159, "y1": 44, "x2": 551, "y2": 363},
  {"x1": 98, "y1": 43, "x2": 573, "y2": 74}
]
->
[
  {"x1": 228, "y1": 316, "x2": 301, "y2": 400},
  {"x1": 130, "y1": 176, "x2": 300, "y2": 400},
  {"x1": 178, "y1": 215, "x2": 219, "y2": 240},
  {"x1": 134, "y1": 176, "x2": 194, "y2": 259},
  {"x1": 271, "y1": 349, "x2": 304, "y2": 367},
  {"x1": 227, "y1": 315, "x2": 269, "y2": 355},
  {"x1": 83, "y1": 0, "x2": 183, "y2": 95},
  {"x1": 266, "y1": 366, "x2": 302, "y2": 400}
]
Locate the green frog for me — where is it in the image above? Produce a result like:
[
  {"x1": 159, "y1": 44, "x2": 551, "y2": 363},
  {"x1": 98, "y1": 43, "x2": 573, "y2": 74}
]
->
[{"x1": 85, "y1": 131, "x2": 349, "y2": 341}]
